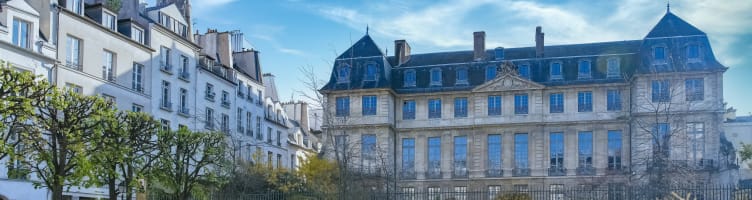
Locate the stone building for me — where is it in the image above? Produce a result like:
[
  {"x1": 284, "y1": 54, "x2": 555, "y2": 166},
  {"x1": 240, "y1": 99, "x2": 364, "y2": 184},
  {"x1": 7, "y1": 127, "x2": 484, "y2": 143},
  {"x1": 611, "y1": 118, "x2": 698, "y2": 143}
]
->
[{"x1": 320, "y1": 9, "x2": 731, "y2": 193}]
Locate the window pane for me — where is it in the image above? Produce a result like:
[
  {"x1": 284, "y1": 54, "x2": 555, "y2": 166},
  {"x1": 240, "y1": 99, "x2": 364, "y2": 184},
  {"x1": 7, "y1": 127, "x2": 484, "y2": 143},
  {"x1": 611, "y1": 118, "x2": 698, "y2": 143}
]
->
[
  {"x1": 336, "y1": 97, "x2": 350, "y2": 116},
  {"x1": 427, "y1": 137, "x2": 441, "y2": 176},
  {"x1": 429, "y1": 99, "x2": 441, "y2": 119},
  {"x1": 403, "y1": 100, "x2": 415, "y2": 120},
  {"x1": 578, "y1": 60, "x2": 591, "y2": 79},
  {"x1": 402, "y1": 138, "x2": 415, "y2": 173},
  {"x1": 454, "y1": 97, "x2": 467, "y2": 118},
  {"x1": 488, "y1": 95, "x2": 501, "y2": 116},
  {"x1": 607, "y1": 90, "x2": 622, "y2": 111},
  {"x1": 550, "y1": 93, "x2": 564, "y2": 113},
  {"x1": 578, "y1": 91, "x2": 592, "y2": 112},
  {"x1": 454, "y1": 136, "x2": 467, "y2": 176},
  {"x1": 365, "y1": 63, "x2": 376, "y2": 80},
  {"x1": 515, "y1": 94, "x2": 528, "y2": 114},
  {"x1": 608, "y1": 130, "x2": 622, "y2": 169},
  {"x1": 550, "y1": 132, "x2": 564, "y2": 168},
  {"x1": 519, "y1": 64, "x2": 530, "y2": 79},
  {"x1": 652, "y1": 80, "x2": 670, "y2": 102},
  {"x1": 404, "y1": 70, "x2": 416, "y2": 86},
  {"x1": 514, "y1": 133, "x2": 528, "y2": 169},
  {"x1": 655, "y1": 47, "x2": 665, "y2": 60},
  {"x1": 487, "y1": 134, "x2": 502, "y2": 172},
  {"x1": 362, "y1": 95, "x2": 377, "y2": 115},
  {"x1": 607, "y1": 58, "x2": 620, "y2": 78},
  {"x1": 486, "y1": 66, "x2": 497, "y2": 80},
  {"x1": 688, "y1": 44, "x2": 699, "y2": 59},
  {"x1": 578, "y1": 132, "x2": 593, "y2": 167},
  {"x1": 361, "y1": 134, "x2": 377, "y2": 168},
  {"x1": 685, "y1": 79, "x2": 704, "y2": 101}
]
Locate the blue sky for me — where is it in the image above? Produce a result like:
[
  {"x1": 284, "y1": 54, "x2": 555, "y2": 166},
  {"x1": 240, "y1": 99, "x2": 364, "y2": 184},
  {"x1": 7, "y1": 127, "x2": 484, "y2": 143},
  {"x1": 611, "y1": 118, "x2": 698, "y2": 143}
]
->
[{"x1": 174, "y1": 0, "x2": 751, "y2": 115}]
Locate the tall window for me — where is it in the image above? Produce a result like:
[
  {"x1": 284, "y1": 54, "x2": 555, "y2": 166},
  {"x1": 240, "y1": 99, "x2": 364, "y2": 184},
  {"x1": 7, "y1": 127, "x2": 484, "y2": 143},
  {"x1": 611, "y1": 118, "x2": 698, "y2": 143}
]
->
[
  {"x1": 402, "y1": 138, "x2": 415, "y2": 175},
  {"x1": 403, "y1": 100, "x2": 415, "y2": 120},
  {"x1": 578, "y1": 91, "x2": 593, "y2": 112},
  {"x1": 103, "y1": 51, "x2": 115, "y2": 81},
  {"x1": 514, "y1": 133, "x2": 529, "y2": 169},
  {"x1": 654, "y1": 123, "x2": 670, "y2": 152},
  {"x1": 161, "y1": 81, "x2": 171, "y2": 109},
  {"x1": 607, "y1": 58, "x2": 620, "y2": 78},
  {"x1": 453, "y1": 136, "x2": 467, "y2": 177},
  {"x1": 430, "y1": 68, "x2": 442, "y2": 86},
  {"x1": 205, "y1": 108, "x2": 214, "y2": 128},
  {"x1": 427, "y1": 137, "x2": 441, "y2": 177},
  {"x1": 160, "y1": 47, "x2": 171, "y2": 70},
  {"x1": 179, "y1": 88, "x2": 187, "y2": 113},
  {"x1": 180, "y1": 55, "x2": 189, "y2": 77},
  {"x1": 365, "y1": 63, "x2": 376, "y2": 81},
  {"x1": 652, "y1": 80, "x2": 670, "y2": 102},
  {"x1": 550, "y1": 62, "x2": 562, "y2": 80},
  {"x1": 428, "y1": 99, "x2": 441, "y2": 119},
  {"x1": 337, "y1": 64, "x2": 350, "y2": 83},
  {"x1": 487, "y1": 134, "x2": 502, "y2": 176},
  {"x1": 578, "y1": 131, "x2": 593, "y2": 168},
  {"x1": 132, "y1": 27, "x2": 144, "y2": 43},
  {"x1": 132, "y1": 63, "x2": 143, "y2": 92},
  {"x1": 550, "y1": 93, "x2": 564, "y2": 113},
  {"x1": 66, "y1": 36, "x2": 82, "y2": 68},
  {"x1": 103, "y1": 13, "x2": 116, "y2": 30},
  {"x1": 256, "y1": 116, "x2": 261, "y2": 140},
  {"x1": 362, "y1": 95, "x2": 377, "y2": 115},
  {"x1": 456, "y1": 68, "x2": 468, "y2": 85},
  {"x1": 454, "y1": 97, "x2": 468, "y2": 118},
  {"x1": 685, "y1": 78, "x2": 704, "y2": 101},
  {"x1": 236, "y1": 108, "x2": 243, "y2": 131},
  {"x1": 361, "y1": 134, "x2": 377, "y2": 168},
  {"x1": 486, "y1": 65, "x2": 497, "y2": 81},
  {"x1": 334, "y1": 135, "x2": 347, "y2": 161},
  {"x1": 12, "y1": 18, "x2": 31, "y2": 49},
  {"x1": 687, "y1": 123, "x2": 705, "y2": 164},
  {"x1": 245, "y1": 112, "x2": 252, "y2": 136},
  {"x1": 519, "y1": 64, "x2": 530, "y2": 79},
  {"x1": 267, "y1": 127, "x2": 272, "y2": 143},
  {"x1": 404, "y1": 69, "x2": 416, "y2": 87},
  {"x1": 205, "y1": 83, "x2": 215, "y2": 100},
  {"x1": 607, "y1": 130, "x2": 623, "y2": 169},
  {"x1": 607, "y1": 90, "x2": 622, "y2": 111},
  {"x1": 687, "y1": 44, "x2": 700, "y2": 59},
  {"x1": 514, "y1": 94, "x2": 528, "y2": 114},
  {"x1": 67, "y1": 0, "x2": 83, "y2": 15},
  {"x1": 550, "y1": 132, "x2": 564, "y2": 170},
  {"x1": 335, "y1": 96, "x2": 350, "y2": 117},
  {"x1": 160, "y1": 119, "x2": 170, "y2": 132},
  {"x1": 221, "y1": 91, "x2": 229, "y2": 105},
  {"x1": 221, "y1": 114, "x2": 229, "y2": 133},
  {"x1": 488, "y1": 95, "x2": 501, "y2": 116},
  {"x1": 654, "y1": 46, "x2": 666, "y2": 60},
  {"x1": 578, "y1": 60, "x2": 591, "y2": 79}
]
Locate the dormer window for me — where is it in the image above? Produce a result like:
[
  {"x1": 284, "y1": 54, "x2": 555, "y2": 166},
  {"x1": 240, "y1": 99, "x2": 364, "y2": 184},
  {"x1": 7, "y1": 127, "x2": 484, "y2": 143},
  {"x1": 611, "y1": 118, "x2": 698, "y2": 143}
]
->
[
  {"x1": 337, "y1": 64, "x2": 350, "y2": 83},
  {"x1": 654, "y1": 46, "x2": 666, "y2": 60},
  {"x1": 159, "y1": 12, "x2": 171, "y2": 28},
  {"x1": 687, "y1": 44, "x2": 700, "y2": 61},
  {"x1": 103, "y1": 13, "x2": 116, "y2": 30},
  {"x1": 550, "y1": 62, "x2": 563, "y2": 80},
  {"x1": 485, "y1": 65, "x2": 496, "y2": 81},
  {"x1": 518, "y1": 64, "x2": 530, "y2": 79},
  {"x1": 132, "y1": 27, "x2": 144, "y2": 44},
  {"x1": 578, "y1": 60, "x2": 591, "y2": 79},
  {"x1": 456, "y1": 68, "x2": 468, "y2": 85},
  {"x1": 11, "y1": 18, "x2": 31, "y2": 49},
  {"x1": 365, "y1": 63, "x2": 376, "y2": 81},
  {"x1": 607, "y1": 58, "x2": 620, "y2": 79},
  {"x1": 404, "y1": 69, "x2": 416, "y2": 87},
  {"x1": 67, "y1": 0, "x2": 83, "y2": 15},
  {"x1": 430, "y1": 68, "x2": 442, "y2": 86}
]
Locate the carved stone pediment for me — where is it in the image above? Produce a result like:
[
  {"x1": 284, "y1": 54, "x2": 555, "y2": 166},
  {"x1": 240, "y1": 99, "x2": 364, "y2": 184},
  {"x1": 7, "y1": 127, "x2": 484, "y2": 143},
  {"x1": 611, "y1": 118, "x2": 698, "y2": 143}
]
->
[{"x1": 473, "y1": 74, "x2": 544, "y2": 92}]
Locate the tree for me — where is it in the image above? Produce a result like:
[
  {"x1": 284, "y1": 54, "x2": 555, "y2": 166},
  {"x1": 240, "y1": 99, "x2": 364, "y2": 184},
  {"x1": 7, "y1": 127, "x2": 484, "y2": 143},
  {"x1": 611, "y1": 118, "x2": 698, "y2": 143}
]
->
[
  {"x1": 92, "y1": 111, "x2": 160, "y2": 200},
  {"x1": 18, "y1": 88, "x2": 111, "y2": 200},
  {"x1": 740, "y1": 143, "x2": 752, "y2": 169},
  {"x1": 297, "y1": 155, "x2": 339, "y2": 194},
  {"x1": 0, "y1": 63, "x2": 51, "y2": 161},
  {"x1": 152, "y1": 128, "x2": 229, "y2": 200}
]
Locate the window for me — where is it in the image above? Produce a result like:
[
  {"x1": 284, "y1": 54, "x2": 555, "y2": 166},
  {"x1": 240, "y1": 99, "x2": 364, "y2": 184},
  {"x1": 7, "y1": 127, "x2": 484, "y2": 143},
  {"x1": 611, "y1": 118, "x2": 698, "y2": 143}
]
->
[
  {"x1": 362, "y1": 134, "x2": 377, "y2": 168},
  {"x1": 430, "y1": 68, "x2": 442, "y2": 86},
  {"x1": 267, "y1": 151, "x2": 273, "y2": 168},
  {"x1": 652, "y1": 80, "x2": 671, "y2": 102},
  {"x1": 221, "y1": 91, "x2": 230, "y2": 106},
  {"x1": 67, "y1": 0, "x2": 83, "y2": 15},
  {"x1": 519, "y1": 64, "x2": 530, "y2": 79},
  {"x1": 102, "y1": 94, "x2": 115, "y2": 104},
  {"x1": 179, "y1": 88, "x2": 188, "y2": 114},
  {"x1": 550, "y1": 62, "x2": 562, "y2": 80},
  {"x1": 103, "y1": 13, "x2": 116, "y2": 30},
  {"x1": 256, "y1": 116, "x2": 262, "y2": 140},
  {"x1": 132, "y1": 63, "x2": 143, "y2": 92},
  {"x1": 277, "y1": 154, "x2": 282, "y2": 168},
  {"x1": 578, "y1": 91, "x2": 593, "y2": 112},
  {"x1": 132, "y1": 27, "x2": 144, "y2": 43},
  {"x1": 486, "y1": 65, "x2": 497, "y2": 81},
  {"x1": 607, "y1": 90, "x2": 622, "y2": 111},
  {"x1": 365, "y1": 63, "x2": 377, "y2": 81},
  {"x1": 205, "y1": 108, "x2": 214, "y2": 129},
  {"x1": 687, "y1": 123, "x2": 705, "y2": 164},
  {"x1": 161, "y1": 81, "x2": 171, "y2": 109},
  {"x1": 428, "y1": 99, "x2": 441, "y2": 119},
  {"x1": 103, "y1": 51, "x2": 115, "y2": 81},
  {"x1": 578, "y1": 131, "x2": 593, "y2": 168},
  {"x1": 205, "y1": 84, "x2": 215, "y2": 100},
  {"x1": 362, "y1": 95, "x2": 377, "y2": 116},
  {"x1": 247, "y1": 85, "x2": 253, "y2": 101},
  {"x1": 607, "y1": 58, "x2": 620, "y2": 78},
  {"x1": 66, "y1": 36, "x2": 82, "y2": 68},
  {"x1": 654, "y1": 123, "x2": 670, "y2": 151},
  {"x1": 488, "y1": 186, "x2": 502, "y2": 200},
  {"x1": 276, "y1": 131, "x2": 282, "y2": 146},
  {"x1": 456, "y1": 68, "x2": 468, "y2": 85},
  {"x1": 246, "y1": 112, "x2": 252, "y2": 136},
  {"x1": 514, "y1": 133, "x2": 529, "y2": 169},
  {"x1": 607, "y1": 130, "x2": 622, "y2": 169},
  {"x1": 685, "y1": 78, "x2": 704, "y2": 101},
  {"x1": 454, "y1": 97, "x2": 468, "y2": 118},
  {"x1": 578, "y1": 60, "x2": 591, "y2": 79},
  {"x1": 160, "y1": 47, "x2": 171, "y2": 71},
  {"x1": 427, "y1": 137, "x2": 441, "y2": 177},
  {"x1": 335, "y1": 96, "x2": 350, "y2": 117},
  {"x1": 160, "y1": 119, "x2": 170, "y2": 132},
  {"x1": 65, "y1": 83, "x2": 82, "y2": 94},
  {"x1": 654, "y1": 46, "x2": 666, "y2": 60},
  {"x1": 487, "y1": 134, "x2": 502, "y2": 176},
  {"x1": 687, "y1": 44, "x2": 700, "y2": 60},
  {"x1": 402, "y1": 100, "x2": 415, "y2": 120},
  {"x1": 132, "y1": 104, "x2": 143, "y2": 112},
  {"x1": 334, "y1": 135, "x2": 348, "y2": 159},
  {"x1": 337, "y1": 64, "x2": 350, "y2": 83},
  {"x1": 487, "y1": 95, "x2": 501, "y2": 116},
  {"x1": 454, "y1": 136, "x2": 467, "y2": 177},
  {"x1": 404, "y1": 69, "x2": 416, "y2": 87},
  {"x1": 550, "y1": 93, "x2": 564, "y2": 113},
  {"x1": 267, "y1": 127, "x2": 272, "y2": 143},
  {"x1": 180, "y1": 55, "x2": 189, "y2": 78},
  {"x1": 158, "y1": 12, "x2": 171, "y2": 27},
  {"x1": 236, "y1": 108, "x2": 243, "y2": 131},
  {"x1": 402, "y1": 138, "x2": 415, "y2": 175},
  {"x1": 222, "y1": 114, "x2": 230, "y2": 133},
  {"x1": 514, "y1": 94, "x2": 528, "y2": 114},
  {"x1": 453, "y1": 186, "x2": 467, "y2": 200},
  {"x1": 12, "y1": 18, "x2": 31, "y2": 49},
  {"x1": 550, "y1": 132, "x2": 564, "y2": 170}
]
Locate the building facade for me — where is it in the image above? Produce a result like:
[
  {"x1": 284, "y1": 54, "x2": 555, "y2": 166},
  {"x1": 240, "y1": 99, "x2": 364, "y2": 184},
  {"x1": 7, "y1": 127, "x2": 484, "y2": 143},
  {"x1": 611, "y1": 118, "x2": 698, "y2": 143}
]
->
[{"x1": 321, "y1": 10, "x2": 731, "y2": 192}]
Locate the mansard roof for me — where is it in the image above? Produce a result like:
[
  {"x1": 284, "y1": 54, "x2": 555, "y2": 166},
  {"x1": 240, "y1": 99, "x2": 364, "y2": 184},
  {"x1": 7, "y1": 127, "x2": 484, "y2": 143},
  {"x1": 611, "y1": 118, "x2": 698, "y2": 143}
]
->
[
  {"x1": 336, "y1": 34, "x2": 384, "y2": 59},
  {"x1": 645, "y1": 11, "x2": 705, "y2": 38}
]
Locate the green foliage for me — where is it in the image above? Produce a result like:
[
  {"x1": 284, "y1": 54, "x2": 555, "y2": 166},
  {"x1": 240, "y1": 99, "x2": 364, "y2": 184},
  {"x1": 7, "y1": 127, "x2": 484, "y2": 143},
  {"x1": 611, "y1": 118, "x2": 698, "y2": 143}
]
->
[
  {"x1": 103, "y1": 0, "x2": 122, "y2": 12},
  {"x1": 297, "y1": 155, "x2": 339, "y2": 194},
  {"x1": 741, "y1": 143, "x2": 752, "y2": 169},
  {"x1": 0, "y1": 62, "x2": 51, "y2": 161}
]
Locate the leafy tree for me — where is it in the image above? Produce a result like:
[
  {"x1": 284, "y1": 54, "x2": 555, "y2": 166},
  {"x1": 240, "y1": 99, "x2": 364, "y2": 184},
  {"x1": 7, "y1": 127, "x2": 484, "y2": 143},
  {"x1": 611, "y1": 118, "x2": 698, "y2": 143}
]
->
[
  {"x1": 0, "y1": 63, "x2": 51, "y2": 161},
  {"x1": 152, "y1": 128, "x2": 229, "y2": 200},
  {"x1": 741, "y1": 143, "x2": 752, "y2": 169},
  {"x1": 297, "y1": 155, "x2": 339, "y2": 194},
  {"x1": 18, "y1": 88, "x2": 111, "y2": 200}
]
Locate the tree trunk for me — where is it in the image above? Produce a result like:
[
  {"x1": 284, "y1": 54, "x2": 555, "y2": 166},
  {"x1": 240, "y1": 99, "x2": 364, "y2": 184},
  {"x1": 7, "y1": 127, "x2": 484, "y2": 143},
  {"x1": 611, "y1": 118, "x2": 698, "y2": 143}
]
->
[
  {"x1": 108, "y1": 178, "x2": 117, "y2": 200},
  {"x1": 52, "y1": 183, "x2": 64, "y2": 200}
]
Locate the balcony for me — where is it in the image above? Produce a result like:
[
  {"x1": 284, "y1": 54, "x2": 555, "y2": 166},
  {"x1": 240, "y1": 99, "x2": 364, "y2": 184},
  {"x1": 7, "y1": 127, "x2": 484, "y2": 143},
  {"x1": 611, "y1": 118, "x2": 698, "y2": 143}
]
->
[
  {"x1": 65, "y1": 60, "x2": 82, "y2": 71},
  {"x1": 400, "y1": 170, "x2": 416, "y2": 180},
  {"x1": 425, "y1": 169, "x2": 442, "y2": 179},
  {"x1": 486, "y1": 168, "x2": 503, "y2": 177},
  {"x1": 205, "y1": 92, "x2": 216, "y2": 101},
  {"x1": 160, "y1": 101, "x2": 172, "y2": 112},
  {"x1": 179, "y1": 71, "x2": 190, "y2": 81},
  {"x1": 178, "y1": 107, "x2": 190, "y2": 116},
  {"x1": 453, "y1": 162, "x2": 468, "y2": 178},
  {"x1": 548, "y1": 167, "x2": 567, "y2": 176},
  {"x1": 221, "y1": 100, "x2": 230, "y2": 108},
  {"x1": 160, "y1": 61, "x2": 173, "y2": 74},
  {"x1": 512, "y1": 168, "x2": 530, "y2": 177},
  {"x1": 205, "y1": 122, "x2": 215, "y2": 130},
  {"x1": 577, "y1": 166, "x2": 596, "y2": 176}
]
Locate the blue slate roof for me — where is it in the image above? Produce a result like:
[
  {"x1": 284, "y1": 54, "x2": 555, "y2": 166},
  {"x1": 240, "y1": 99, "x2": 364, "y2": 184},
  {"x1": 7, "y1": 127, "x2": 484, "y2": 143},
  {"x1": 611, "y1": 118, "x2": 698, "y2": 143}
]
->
[
  {"x1": 336, "y1": 34, "x2": 384, "y2": 59},
  {"x1": 646, "y1": 11, "x2": 705, "y2": 38}
]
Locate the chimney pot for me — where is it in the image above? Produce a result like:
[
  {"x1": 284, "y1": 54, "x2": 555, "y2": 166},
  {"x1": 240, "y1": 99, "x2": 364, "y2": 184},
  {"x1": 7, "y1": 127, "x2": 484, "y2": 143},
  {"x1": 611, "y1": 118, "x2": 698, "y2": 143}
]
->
[{"x1": 474, "y1": 31, "x2": 486, "y2": 61}]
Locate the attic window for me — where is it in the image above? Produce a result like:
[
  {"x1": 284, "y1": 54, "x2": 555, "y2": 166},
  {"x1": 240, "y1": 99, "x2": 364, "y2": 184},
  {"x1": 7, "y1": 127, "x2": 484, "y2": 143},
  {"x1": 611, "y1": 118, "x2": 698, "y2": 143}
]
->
[
  {"x1": 337, "y1": 64, "x2": 350, "y2": 83},
  {"x1": 67, "y1": 0, "x2": 83, "y2": 15},
  {"x1": 578, "y1": 60, "x2": 592, "y2": 79},
  {"x1": 103, "y1": 13, "x2": 116, "y2": 30},
  {"x1": 687, "y1": 44, "x2": 700, "y2": 61},
  {"x1": 519, "y1": 64, "x2": 530, "y2": 79},
  {"x1": 654, "y1": 46, "x2": 666, "y2": 60},
  {"x1": 456, "y1": 68, "x2": 468, "y2": 85},
  {"x1": 485, "y1": 65, "x2": 496, "y2": 81},
  {"x1": 365, "y1": 63, "x2": 377, "y2": 81},
  {"x1": 404, "y1": 69, "x2": 416, "y2": 87},
  {"x1": 607, "y1": 58, "x2": 620, "y2": 79},
  {"x1": 132, "y1": 27, "x2": 144, "y2": 44},
  {"x1": 550, "y1": 62, "x2": 563, "y2": 81},
  {"x1": 430, "y1": 68, "x2": 442, "y2": 86}
]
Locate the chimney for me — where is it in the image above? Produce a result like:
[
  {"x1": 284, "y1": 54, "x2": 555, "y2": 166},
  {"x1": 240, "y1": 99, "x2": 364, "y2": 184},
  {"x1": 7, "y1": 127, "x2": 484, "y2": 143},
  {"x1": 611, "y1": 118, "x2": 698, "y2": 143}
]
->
[
  {"x1": 300, "y1": 102, "x2": 309, "y2": 132},
  {"x1": 473, "y1": 31, "x2": 486, "y2": 61},
  {"x1": 394, "y1": 40, "x2": 411, "y2": 65},
  {"x1": 535, "y1": 26, "x2": 544, "y2": 58}
]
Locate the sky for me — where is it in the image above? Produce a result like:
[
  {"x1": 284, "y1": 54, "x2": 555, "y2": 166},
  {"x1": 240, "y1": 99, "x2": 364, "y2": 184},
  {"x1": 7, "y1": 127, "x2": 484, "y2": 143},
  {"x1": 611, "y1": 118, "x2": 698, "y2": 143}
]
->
[{"x1": 164, "y1": 0, "x2": 752, "y2": 115}]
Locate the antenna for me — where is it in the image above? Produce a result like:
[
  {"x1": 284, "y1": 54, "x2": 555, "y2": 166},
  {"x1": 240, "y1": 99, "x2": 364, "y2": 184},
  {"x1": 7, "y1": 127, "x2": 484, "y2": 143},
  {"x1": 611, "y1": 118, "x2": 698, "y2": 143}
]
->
[
  {"x1": 366, "y1": 24, "x2": 369, "y2": 35},
  {"x1": 666, "y1": 0, "x2": 670, "y2": 12}
]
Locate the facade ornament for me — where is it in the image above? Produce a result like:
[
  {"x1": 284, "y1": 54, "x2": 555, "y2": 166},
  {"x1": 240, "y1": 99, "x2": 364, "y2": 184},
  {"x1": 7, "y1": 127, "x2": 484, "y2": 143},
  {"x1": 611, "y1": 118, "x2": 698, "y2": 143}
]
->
[{"x1": 497, "y1": 61, "x2": 519, "y2": 76}]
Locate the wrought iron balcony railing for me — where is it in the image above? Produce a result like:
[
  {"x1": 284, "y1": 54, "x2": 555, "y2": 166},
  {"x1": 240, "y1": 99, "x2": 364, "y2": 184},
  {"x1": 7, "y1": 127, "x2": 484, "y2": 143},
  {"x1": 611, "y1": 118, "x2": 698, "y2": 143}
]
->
[{"x1": 548, "y1": 167, "x2": 567, "y2": 176}]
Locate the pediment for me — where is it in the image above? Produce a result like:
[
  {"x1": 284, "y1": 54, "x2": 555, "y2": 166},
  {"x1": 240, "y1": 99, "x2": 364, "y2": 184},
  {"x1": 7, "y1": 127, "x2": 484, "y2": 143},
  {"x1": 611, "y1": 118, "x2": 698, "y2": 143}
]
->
[{"x1": 473, "y1": 73, "x2": 544, "y2": 92}]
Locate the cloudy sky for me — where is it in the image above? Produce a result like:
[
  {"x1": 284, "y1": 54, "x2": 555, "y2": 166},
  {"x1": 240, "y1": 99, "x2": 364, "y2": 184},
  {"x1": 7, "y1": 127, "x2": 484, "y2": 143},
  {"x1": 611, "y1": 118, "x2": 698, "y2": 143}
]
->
[{"x1": 179, "y1": 0, "x2": 752, "y2": 115}]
